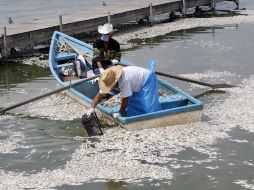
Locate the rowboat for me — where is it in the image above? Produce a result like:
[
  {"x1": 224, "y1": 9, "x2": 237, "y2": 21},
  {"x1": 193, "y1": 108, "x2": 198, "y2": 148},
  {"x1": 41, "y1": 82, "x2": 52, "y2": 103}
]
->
[{"x1": 49, "y1": 31, "x2": 203, "y2": 130}]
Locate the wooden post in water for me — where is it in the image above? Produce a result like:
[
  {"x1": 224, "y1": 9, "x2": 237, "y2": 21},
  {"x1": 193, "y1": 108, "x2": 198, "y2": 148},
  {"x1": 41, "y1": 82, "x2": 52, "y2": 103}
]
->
[
  {"x1": 107, "y1": 12, "x2": 111, "y2": 24},
  {"x1": 182, "y1": 0, "x2": 186, "y2": 17},
  {"x1": 149, "y1": 3, "x2": 154, "y2": 26},
  {"x1": 59, "y1": 15, "x2": 63, "y2": 32},
  {"x1": 4, "y1": 60, "x2": 10, "y2": 91},
  {"x1": 234, "y1": 0, "x2": 239, "y2": 9},
  {"x1": 2, "y1": 27, "x2": 8, "y2": 58},
  {"x1": 0, "y1": 34, "x2": 3, "y2": 58},
  {"x1": 211, "y1": 0, "x2": 215, "y2": 11}
]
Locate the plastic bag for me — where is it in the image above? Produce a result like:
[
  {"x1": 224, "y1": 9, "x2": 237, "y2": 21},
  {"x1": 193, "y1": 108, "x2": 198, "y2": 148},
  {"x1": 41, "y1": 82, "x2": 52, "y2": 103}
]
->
[{"x1": 126, "y1": 60, "x2": 161, "y2": 117}]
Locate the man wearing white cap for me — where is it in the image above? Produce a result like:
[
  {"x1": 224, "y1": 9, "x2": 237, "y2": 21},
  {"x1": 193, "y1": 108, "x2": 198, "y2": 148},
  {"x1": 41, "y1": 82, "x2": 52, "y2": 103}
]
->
[{"x1": 92, "y1": 23, "x2": 121, "y2": 75}]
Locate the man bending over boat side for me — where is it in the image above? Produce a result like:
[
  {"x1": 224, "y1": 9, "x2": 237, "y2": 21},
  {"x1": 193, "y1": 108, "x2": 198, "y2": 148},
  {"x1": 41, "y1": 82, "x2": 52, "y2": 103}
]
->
[
  {"x1": 86, "y1": 60, "x2": 161, "y2": 118},
  {"x1": 92, "y1": 23, "x2": 121, "y2": 75}
]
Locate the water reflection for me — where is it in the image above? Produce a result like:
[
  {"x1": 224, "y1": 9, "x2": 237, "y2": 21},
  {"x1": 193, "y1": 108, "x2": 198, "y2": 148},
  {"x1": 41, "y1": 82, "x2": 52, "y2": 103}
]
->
[
  {"x1": 128, "y1": 24, "x2": 239, "y2": 50},
  {"x1": 0, "y1": 60, "x2": 50, "y2": 88},
  {"x1": 106, "y1": 180, "x2": 127, "y2": 190},
  {"x1": 0, "y1": 115, "x2": 83, "y2": 173}
]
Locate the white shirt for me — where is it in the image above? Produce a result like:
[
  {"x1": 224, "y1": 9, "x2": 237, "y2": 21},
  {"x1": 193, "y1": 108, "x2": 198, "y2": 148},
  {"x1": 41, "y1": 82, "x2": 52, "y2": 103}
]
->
[{"x1": 118, "y1": 66, "x2": 149, "y2": 98}]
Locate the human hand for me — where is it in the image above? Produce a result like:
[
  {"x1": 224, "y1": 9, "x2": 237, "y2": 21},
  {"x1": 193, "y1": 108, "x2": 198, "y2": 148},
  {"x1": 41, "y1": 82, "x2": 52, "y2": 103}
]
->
[
  {"x1": 111, "y1": 59, "x2": 119, "y2": 65},
  {"x1": 112, "y1": 112, "x2": 121, "y2": 118},
  {"x1": 86, "y1": 108, "x2": 95, "y2": 117},
  {"x1": 99, "y1": 68, "x2": 105, "y2": 73}
]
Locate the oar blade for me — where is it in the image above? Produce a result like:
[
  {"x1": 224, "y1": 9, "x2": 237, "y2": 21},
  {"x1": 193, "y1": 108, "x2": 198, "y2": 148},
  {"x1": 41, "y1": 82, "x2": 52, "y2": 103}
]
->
[{"x1": 210, "y1": 83, "x2": 237, "y2": 89}]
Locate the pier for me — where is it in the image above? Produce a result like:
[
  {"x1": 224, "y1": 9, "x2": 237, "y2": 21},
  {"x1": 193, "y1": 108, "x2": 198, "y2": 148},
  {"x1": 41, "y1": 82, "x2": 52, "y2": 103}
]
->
[{"x1": 0, "y1": 0, "x2": 239, "y2": 58}]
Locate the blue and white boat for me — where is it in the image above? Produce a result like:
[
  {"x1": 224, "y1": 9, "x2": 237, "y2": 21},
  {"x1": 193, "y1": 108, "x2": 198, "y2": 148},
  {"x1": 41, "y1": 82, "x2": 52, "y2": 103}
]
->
[{"x1": 49, "y1": 31, "x2": 203, "y2": 130}]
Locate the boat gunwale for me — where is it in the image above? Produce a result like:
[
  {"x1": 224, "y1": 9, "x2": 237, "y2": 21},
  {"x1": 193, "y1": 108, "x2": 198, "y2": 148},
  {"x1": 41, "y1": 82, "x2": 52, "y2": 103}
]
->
[{"x1": 49, "y1": 31, "x2": 203, "y2": 125}]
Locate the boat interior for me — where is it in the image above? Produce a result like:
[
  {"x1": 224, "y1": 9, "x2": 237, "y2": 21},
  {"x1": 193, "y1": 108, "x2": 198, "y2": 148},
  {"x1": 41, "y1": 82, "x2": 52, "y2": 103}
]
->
[
  {"x1": 52, "y1": 51, "x2": 199, "y2": 118},
  {"x1": 49, "y1": 31, "x2": 202, "y2": 122}
]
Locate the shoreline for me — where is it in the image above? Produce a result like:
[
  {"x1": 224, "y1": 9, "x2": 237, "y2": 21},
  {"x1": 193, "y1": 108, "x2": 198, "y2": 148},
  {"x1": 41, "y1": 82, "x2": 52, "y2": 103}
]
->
[
  {"x1": 12, "y1": 8, "x2": 253, "y2": 68},
  {"x1": 114, "y1": 10, "x2": 254, "y2": 49}
]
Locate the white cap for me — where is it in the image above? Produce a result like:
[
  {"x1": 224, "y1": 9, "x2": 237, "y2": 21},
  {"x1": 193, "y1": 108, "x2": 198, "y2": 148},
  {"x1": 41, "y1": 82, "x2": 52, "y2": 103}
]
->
[{"x1": 98, "y1": 23, "x2": 113, "y2": 34}]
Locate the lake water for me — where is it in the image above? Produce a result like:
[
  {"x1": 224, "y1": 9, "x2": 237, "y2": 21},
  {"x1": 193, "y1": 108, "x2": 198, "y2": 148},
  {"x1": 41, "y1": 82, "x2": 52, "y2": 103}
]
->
[{"x1": 1, "y1": 0, "x2": 254, "y2": 189}]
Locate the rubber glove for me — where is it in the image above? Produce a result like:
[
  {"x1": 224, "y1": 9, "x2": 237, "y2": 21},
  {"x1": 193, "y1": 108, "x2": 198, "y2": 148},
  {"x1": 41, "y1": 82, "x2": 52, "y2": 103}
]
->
[
  {"x1": 86, "y1": 108, "x2": 95, "y2": 117},
  {"x1": 91, "y1": 78, "x2": 99, "y2": 84},
  {"x1": 111, "y1": 59, "x2": 119, "y2": 65},
  {"x1": 112, "y1": 112, "x2": 121, "y2": 118}
]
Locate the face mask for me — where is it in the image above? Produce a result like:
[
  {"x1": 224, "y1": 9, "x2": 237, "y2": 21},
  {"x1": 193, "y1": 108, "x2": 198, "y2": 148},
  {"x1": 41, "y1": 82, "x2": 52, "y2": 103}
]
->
[{"x1": 101, "y1": 34, "x2": 109, "y2": 42}]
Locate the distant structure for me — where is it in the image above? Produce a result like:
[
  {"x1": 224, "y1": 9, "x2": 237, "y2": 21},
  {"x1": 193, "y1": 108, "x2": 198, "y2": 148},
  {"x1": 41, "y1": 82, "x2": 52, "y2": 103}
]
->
[
  {"x1": 8, "y1": 17, "x2": 14, "y2": 24},
  {"x1": 0, "y1": 0, "x2": 241, "y2": 59}
]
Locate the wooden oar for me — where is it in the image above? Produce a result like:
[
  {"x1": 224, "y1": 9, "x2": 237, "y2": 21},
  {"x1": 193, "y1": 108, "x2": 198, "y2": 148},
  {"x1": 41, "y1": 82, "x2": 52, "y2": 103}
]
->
[
  {"x1": 0, "y1": 74, "x2": 99, "y2": 114},
  {"x1": 155, "y1": 71, "x2": 236, "y2": 89}
]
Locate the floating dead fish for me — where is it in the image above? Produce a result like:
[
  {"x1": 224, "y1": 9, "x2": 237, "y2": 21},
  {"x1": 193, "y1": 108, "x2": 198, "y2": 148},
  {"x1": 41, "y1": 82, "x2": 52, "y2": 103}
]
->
[{"x1": 101, "y1": 89, "x2": 173, "y2": 108}]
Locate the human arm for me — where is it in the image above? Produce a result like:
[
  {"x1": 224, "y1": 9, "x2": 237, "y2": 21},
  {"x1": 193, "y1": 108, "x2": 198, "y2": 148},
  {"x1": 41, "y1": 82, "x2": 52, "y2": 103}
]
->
[
  {"x1": 92, "y1": 40, "x2": 104, "y2": 69},
  {"x1": 92, "y1": 49, "x2": 105, "y2": 73},
  {"x1": 119, "y1": 97, "x2": 128, "y2": 114},
  {"x1": 86, "y1": 92, "x2": 103, "y2": 116},
  {"x1": 109, "y1": 39, "x2": 121, "y2": 65},
  {"x1": 96, "y1": 62, "x2": 105, "y2": 73},
  {"x1": 92, "y1": 48, "x2": 104, "y2": 68},
  {"x1": 91, "y1": 92, "x2": 103, "y2": 109},
  {"x1": 96, "y1": 61, "x2": 103, "y2": 68},
  {"x1": 113, "y1": 97, "x2": 128, "y2": 118}
]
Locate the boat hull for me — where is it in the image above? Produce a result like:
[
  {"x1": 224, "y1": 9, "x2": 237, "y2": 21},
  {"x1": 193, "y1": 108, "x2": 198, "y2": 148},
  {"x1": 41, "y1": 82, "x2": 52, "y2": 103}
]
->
[
  {"x1": 65, "y1": 90, "x2": 202, "y2": 130},
  {"x1": 49, "y1": 31, "x2": 203, "y2": 130}
]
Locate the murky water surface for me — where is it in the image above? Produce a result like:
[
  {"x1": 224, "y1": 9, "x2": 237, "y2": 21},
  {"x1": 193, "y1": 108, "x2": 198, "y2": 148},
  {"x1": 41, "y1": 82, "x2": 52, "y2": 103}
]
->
[{"x1": 1, "y1": 1, "x2": 254, "y2": 189}]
